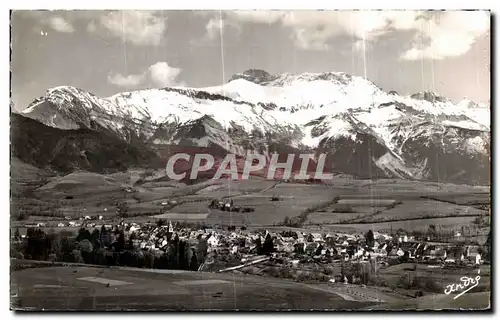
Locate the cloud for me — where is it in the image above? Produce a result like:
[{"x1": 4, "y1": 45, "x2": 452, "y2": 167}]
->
[
  {"x1": 20, "y1": 11, "x2": 76, "y2": 33},
  {"x1": 47, "y1": 16, "x2": 75, "y2": 33},
  {"x1": 90, "y1": 11, "x2": 167, "y2": 46},
  {"x1": 214, "y1": 10, "x2": 489, "y2": 59},
  {"x1": 148, "y1": 62, "x2": 184, "y2": 87},
  {"x1": 107, "y1": 73, "x2": 145, "y2": 87},
  {"x1": 107, "y1": 61, "x2": 184, "y2": 88},
  {"x1": 400, "y1": 11, "x2": 490, "y2": 60},
  {"x1": 189, "y1": 14, "x2": 242, "y2": 47},
  {"x1": 205, "y1": 17, "x2": 240, "y2": 40}
]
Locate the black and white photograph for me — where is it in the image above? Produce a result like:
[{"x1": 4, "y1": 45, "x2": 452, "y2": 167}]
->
[{"x1": 9, "y1": 8, "x2": 492, "y2": 311}]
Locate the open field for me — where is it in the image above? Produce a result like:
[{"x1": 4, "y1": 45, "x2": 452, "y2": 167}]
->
[
  {"x1": 149, "y1": 213, "x2": 209, "y2": 220},
  {"x1": 305, "y1": 198, "x2": 488, "y2": 226},
  {"x1": 376, "y1": 263, "x2": 491, "y2": 294},
  {"x1": 304, "y1": 192, "x2": 488, "y2": 226},
  {"x1": 316, "y1": 216, "x2": 483, "y2": 234},
  {"x1": 366, "y1": 292, "x2": 490, "y2": 310},
  {"x1": 336, "y1": 199, "x2": 398, "y2": 206},
  {"x1": 357, "y1": 200, "x2": 487, "y2": 224},
  {"x1": 206, "y1": 209, "x2": 249, "y2": 226},
  {"x1": 194, "y1": 178, "x2": 277, "y2": 198},
  {"x1": 338, "y1": 178, "x2": 490, "y2": 194},
  {"x1": 421, "y1": 193, "x2": 491, "y2": 206},
  {"x1": 163, "y1": 201, "x2": 210, "y2": 214},
  {"x1": 10, "y1": 263, "x2": 376, "y2": 311},
  {"x1": 12, "y1": 167, "x2": 491, "y2": 235},
  {"x1": 225, "y1": 195, "x2": 320, "y2": 226},
  {"x1": 307, "y1": 207, "x2": 382, "y2": 225}
]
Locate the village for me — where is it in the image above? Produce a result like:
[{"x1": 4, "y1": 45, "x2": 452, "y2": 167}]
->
[
  {"x1": 13, "y1": 195, "x2": 491, "y2": 294},
  {"x1": 122, "y1": 222, "x2": 486, "y2": 265}
]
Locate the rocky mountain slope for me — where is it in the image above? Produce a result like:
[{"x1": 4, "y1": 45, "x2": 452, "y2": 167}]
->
[{"x1": 11, "y1": 69, "x2": 490, "y2": 185}]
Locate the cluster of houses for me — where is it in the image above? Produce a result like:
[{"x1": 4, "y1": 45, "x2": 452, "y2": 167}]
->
[
  {"x1": 101, "y1": 222, "x2": 485, "y2": 268},
  {"x1": 208, "y1": 199, "x2": 255, "y2": 213},
  {"x1": 18, "y1": 218, "x2": 486, "y2": 270},
  {"x1": 23, "y1": 215, "x2": 106, "y2": 229}
]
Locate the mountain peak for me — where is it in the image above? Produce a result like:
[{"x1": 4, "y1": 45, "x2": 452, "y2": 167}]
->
[
  {"x1": 229, "y1": 69, "x2": 276, "y2": 84},
  {"x1": 410, "y1": 91, "x2": 449, "y2": 104}
]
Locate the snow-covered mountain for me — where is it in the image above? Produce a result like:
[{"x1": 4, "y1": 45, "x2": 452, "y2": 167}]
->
[{"x1": 13, "y1": 69, "x2": 490, "y2": 185}]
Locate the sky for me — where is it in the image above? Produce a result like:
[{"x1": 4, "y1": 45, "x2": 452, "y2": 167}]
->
[{"x1": 10, "y1": 10, "x2": 491, "y2": 110}]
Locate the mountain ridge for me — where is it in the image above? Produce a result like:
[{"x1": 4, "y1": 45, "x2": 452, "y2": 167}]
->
[{"x1": 13, "y1": 69, "x2": 491, "y2": 185}]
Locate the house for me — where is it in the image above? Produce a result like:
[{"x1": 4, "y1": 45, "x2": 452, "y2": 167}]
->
[
  {"x1": 57, "y1": 223, "x2": 65, "y2": 227},
  {"x1": 305, "y1": 243, "x2": 320, "y2": 255},
  {"x1": 161, "y1": 239, "x2": 168, "y2": 248},
  {"x1": 466, "y1": 246, "x2": 482, "y2": 265},
  {"x1": 434, "y1": 249, "x2": 447, "y2": 261},
  {"x1": 353, "y1": 248, "x2": 365, "y2": 259},
  {"x1": 129, "y1": 225, "x2": 140, "y2": 233},
  {"x1": 311, "y1": 233, "x2": 323, "y2": 242},
  {"x1": 207, "y1": 234, "x2": 219, "y2": 247},
  {"x1": 445, "y1": 251, "x2": 462, "y2": 264},
  {"x1": 372, "y1": 244, "x2": 388, "y2": 257},
  {"x1": 375, "y1": 232, "x2": 392, "y2": 241},
  {"x1": 415, "y1": 243, "x2": 426, "y2": 258},
  {"x1": 401, "y1": 242, "x2": 420, "y2": 259},
  {"x1": 388, "y1": 247, "x2": 404, "y2": 258},
  {"x1": 294, "y1": 242, "x2": 306, "y2": 253}
]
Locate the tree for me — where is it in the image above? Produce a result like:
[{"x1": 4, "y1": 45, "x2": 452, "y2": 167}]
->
[
  {"x1": 90, "y1": 229, "x2": 100, "y2": 249},
  {"x1": 17, "y1": 212, "x2": 28, "y2": 221},
  {"x1": 14, "y1": 228, "x2": 20, "y2": 241},
  {"x1": 178, "y1": 241, "x2": 188, "y2": 270},
  {"x1": 197, "y1": 238, "x2": 208, "y2": 263},
  {"x1": 366, "y1": 230, "x2": 375, "y2": 247},
  {"x1": 262, "y1": 233, "x2": 275, "y2": 255},
  {"x1": 283, "y1": 216, "x2": 290, "y2": 226},
  {"x1": 76, "y1": 228, "x2": 91, "y2": 242},
  {"x1": 78, "y1": 239, "x2": 94, "y2": 253},
  {"x1": 116, "y1": 202, "x2": 129, "y2": 217},
  {"x1": 127, "y1": 238, "x2": 134, "y2": 250},
  {"x1": 485, "y1": 230, "x2": 492, "y2": 247},
  {"x1": 306, "y1": 233, "x2": 314, "y2": 242},
  {"x1": 254, "y1": 237, "x2": 263, "y2": 254},
  {"x1": 100, "y1": 226, "x2": 112, "y2": 248},
  {"x1": 72, "y1": 249, "x2": 84, "y2": 263},
  {"x1": 26, "y1": 228, "x2": 50, "y2": 260},
  {"x1": 356, "y1": 261, "x2": 373, "y2": 285},
  {"x1": 115, "y1": 231, "x2": 125, "y2": 252}
]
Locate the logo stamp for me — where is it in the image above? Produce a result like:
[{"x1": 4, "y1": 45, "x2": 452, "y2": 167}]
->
[{"x1": 444, "y1": 269, "x2": 481, "y2": 299}]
